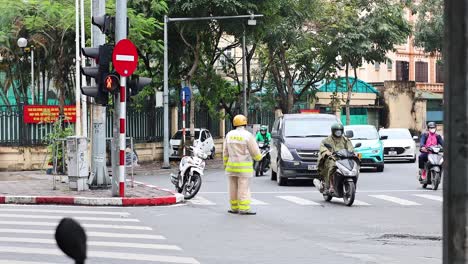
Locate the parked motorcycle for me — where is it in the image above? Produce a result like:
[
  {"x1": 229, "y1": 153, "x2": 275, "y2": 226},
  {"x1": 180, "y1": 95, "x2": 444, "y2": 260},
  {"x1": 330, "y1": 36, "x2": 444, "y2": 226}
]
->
[
  {"x1": 419, "y1": 145, "x2": 443, "y2": 190},
  {"x1": 314, "y1": 143, "x2": 361, "y2": 206},
  {"x1": 171, "y1": 145, "x2": 207, "y2": 199},
  {"x1": 255, "y1": 141, "x2": 271, "y2": 176}
]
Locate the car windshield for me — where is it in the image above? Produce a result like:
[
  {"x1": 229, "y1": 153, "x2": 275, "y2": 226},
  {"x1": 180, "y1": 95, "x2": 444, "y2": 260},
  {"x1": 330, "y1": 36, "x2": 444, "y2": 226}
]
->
[
  {"x1": 284, "y1": 119, "x2": 335, "y2": 137},
  {"x1": 346, "y1": 126, "x2": 379, "y2": 140},
  {"x1": 379, "y1": 130, "x2": 411, "y2": 140},
  {"x1": 172, "y1": 131, "x2": 200, "y2": 140}
]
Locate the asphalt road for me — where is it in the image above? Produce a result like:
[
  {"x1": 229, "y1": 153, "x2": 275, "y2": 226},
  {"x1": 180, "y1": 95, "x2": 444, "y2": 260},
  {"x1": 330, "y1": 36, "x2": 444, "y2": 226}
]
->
[
  {"x1": 0, "y1": 160, "x2": 442, "y2": 264},
  {"x1": 133, "y1": 160, "x2": 442, "y2": 264}
]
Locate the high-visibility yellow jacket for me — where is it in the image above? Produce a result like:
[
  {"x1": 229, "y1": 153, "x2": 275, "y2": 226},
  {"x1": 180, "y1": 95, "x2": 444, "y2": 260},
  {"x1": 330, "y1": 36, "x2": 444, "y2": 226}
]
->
[{"x1": 223, "y1": 127, "x2": 262, "y2": 177}]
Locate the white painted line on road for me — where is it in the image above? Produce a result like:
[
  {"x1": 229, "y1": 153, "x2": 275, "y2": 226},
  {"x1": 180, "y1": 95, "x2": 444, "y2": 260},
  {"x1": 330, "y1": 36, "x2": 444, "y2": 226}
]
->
[
  {"x1": 0, "y1": 246, "x2": 200, "y2": 264},
  {"x1": 0, "y1": 204, "x2": 126, "y2": 210},
  {"x1": 250, "y1": 198, "x2": 268, "y2": 205},
  {"x1": 0, "y1": 208, "x2": 130, "y2": 216},
  {"x1": 277, "y1": 196, "x2": 320, "y2": 205},
  {"x1": 200, "y1": 189, "x2": 431, "y2": 194},
  {"x1": 369, "y1": 195, "x2": 421, "y2": 206},
  {"x1": 0, "y1": 221, "x2": 152, "y2": 231},
  {"x1": 188, "y1": 196, "x2": 216, "y2": 205},
  {"x1": 352, "y1": 200, "x2": 371, "y2": 206},
  {"x1": 0, "y1": 237, "x2": 181, "y2": 251},
  {"x1": 0, "y1": 228, "x2": 165, "y2": 240},
  {"x1": 0, "y1": 213, "x2": 139, "y2": 222},
  {"x1": 413, "y1": 194, "x2": 443, "y2": 202},
  {"x1": 0, "y1": 260, "x2": 58, "y2": 264}
]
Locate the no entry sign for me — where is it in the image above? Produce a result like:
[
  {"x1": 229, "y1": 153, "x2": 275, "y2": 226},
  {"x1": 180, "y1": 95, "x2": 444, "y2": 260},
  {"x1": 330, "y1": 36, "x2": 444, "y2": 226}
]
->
[{"x1": 112, "y1": 39, "x2": 138, "y2": 77}]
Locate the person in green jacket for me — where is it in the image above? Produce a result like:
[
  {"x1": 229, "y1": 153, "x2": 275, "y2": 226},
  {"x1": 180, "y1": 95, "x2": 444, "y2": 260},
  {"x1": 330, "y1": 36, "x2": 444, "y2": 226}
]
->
[
  {"x1": 255, "y1": 125, "x2": 271, "y2": 145},
  {"x1": 317, "y1": 123, "x2": 354, "y2": 194}
]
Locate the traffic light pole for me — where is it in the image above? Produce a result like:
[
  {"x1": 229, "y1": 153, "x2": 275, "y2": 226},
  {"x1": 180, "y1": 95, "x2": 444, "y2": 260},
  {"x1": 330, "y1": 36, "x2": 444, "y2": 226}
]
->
[
  {"x1": 112, "y1": 0, "x2": 127, "y2": 197},
  {"x1": 88, "y1": 0, "x2": 111, "y2": 189}
]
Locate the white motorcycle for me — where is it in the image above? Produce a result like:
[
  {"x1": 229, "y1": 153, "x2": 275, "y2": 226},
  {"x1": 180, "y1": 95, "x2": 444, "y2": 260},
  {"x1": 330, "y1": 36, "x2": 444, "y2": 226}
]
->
[{"x1": 171, "y1": 145, "x2": 208, "y2": 200}]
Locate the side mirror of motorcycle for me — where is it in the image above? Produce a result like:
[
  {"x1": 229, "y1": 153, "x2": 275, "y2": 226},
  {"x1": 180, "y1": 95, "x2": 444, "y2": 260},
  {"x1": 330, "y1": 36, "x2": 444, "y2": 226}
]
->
[
  {"x1": 354, "y1": 143, "x2": 362, "y2": 148},
  {"x1": 55, "y1": 218, "x2": 87, "y2": 264},
  {"x1": 324, "y1": 143, "x2": 333, "y2": 149}
]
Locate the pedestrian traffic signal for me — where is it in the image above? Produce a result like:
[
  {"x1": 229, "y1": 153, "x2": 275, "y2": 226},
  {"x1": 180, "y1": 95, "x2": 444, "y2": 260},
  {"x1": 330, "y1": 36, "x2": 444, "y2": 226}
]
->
[
  {"x1": 81, "y1": 45, "x2": 113, "y2": 105},
  {"x1": 127, "y1": 75, "x2": 152, "y2": 97},
  {"x1": 104, "y1": 74, "x2": 120, "y2": 93},
  {"x1": 92, "y1": 14, "x2": 115, "y2": 37}
]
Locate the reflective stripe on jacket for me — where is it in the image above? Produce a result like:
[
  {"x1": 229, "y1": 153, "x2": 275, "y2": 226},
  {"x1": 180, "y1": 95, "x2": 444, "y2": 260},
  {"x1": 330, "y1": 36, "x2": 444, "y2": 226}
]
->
[{"x1": 223, "y1": 127, "x2": 262, "y2": 177}]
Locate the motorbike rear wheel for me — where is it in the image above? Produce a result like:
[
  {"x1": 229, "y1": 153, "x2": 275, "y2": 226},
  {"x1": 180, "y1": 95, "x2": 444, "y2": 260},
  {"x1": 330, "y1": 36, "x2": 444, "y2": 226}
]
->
[
  {"x1": 183, "y1": 172, "x2": 202, "y2": 200},
  {"x1": 432, "y1": 172, "x2": 440, "y2": 191},
  {"x1": 343, "y1": 181, "x2": 356, "y2": 206}
]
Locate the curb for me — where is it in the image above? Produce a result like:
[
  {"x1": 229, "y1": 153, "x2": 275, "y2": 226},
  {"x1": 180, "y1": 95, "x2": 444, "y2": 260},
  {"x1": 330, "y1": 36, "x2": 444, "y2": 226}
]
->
[{"x1": 0, "y1": 181, "x2": 184, "y2": 207}]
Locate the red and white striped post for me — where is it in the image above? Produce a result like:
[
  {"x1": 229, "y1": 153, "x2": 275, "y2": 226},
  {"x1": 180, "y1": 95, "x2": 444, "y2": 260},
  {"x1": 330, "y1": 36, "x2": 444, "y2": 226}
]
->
[
  {"x1": 119, "y1": 76, "x2": 126, "y2": 197},
  {"x1": 182, "y1": 90, "x2": 186, "y2": 156}
]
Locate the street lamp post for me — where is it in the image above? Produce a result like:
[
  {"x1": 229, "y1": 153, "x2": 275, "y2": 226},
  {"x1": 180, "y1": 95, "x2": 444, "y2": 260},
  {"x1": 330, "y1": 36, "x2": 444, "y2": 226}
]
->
[
  {"x1": 17, "y1": 38, "x2": 35, "y2": 105},
  {"x1": 162, "y1": 14, "x2": 263, "y2": 168}
]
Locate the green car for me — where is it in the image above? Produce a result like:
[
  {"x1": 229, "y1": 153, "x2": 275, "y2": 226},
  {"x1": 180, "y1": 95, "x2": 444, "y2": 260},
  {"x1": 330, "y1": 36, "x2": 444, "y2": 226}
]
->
[{"x1": 344, "y1": 125, "x2": 385, "y2": 172}]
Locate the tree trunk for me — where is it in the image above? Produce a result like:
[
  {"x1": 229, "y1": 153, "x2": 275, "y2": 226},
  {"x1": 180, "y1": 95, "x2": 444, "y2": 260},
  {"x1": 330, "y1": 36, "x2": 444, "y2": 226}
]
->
[{"x1": 345, "y1": 64, "x2": 351, "y2": 125}]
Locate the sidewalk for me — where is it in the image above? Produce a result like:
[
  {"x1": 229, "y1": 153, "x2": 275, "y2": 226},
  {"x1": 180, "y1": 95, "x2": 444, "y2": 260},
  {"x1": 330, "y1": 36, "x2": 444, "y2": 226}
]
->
[{"x1": 0, "y1": 171, "x2": 183, "y2": 206}]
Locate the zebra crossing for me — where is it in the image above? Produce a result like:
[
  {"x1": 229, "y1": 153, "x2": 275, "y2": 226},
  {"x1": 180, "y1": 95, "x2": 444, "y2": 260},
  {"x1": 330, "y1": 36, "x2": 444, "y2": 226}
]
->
[
  {"x1": 186, "y1": 192, "x2": 443, "y2": 207},
  {"x1": 0, "y1": 205, "x2": 200, "y2": 264}
]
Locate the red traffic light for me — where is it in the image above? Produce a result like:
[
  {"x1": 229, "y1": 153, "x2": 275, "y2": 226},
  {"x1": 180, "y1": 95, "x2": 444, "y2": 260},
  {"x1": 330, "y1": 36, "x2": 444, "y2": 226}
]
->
[{"x1": 103, "y1": 74, "x2": 119, "y2": 93}]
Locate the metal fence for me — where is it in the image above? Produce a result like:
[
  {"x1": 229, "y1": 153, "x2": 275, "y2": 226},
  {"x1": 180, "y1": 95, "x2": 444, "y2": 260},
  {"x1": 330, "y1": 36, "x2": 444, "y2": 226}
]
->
[{"x1": 0, "y1": 105, "x2": 276, "y2": 146}]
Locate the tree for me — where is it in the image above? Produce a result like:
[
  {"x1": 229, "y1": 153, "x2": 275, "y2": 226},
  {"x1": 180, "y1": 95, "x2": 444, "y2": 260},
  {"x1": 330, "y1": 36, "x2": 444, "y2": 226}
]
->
[
  {"x1": 321, "y1": 0, "x2": 411, "y2": 124},
  {"x1": 257, "y1": 0, "x2": 337, "y2": 114},
  {"x1": 413, "y1": 0, "x2": 443, "y2": 54}
]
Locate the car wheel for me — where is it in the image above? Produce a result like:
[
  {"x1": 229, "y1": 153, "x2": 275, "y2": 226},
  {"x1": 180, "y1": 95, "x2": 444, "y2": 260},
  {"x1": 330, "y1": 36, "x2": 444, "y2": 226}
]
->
[
  {"x1": 210, "y1": 147, "x2": 215, "y2": 159},
  {"x1": 271, "y1": 164, "x2": 277, "y2": 181},
  {"x1": 276, "y1": 163, "x2": 287, "y2": 186},
  {"x1": 376, "y1": 164, "x2": 384, "y2": 172}
]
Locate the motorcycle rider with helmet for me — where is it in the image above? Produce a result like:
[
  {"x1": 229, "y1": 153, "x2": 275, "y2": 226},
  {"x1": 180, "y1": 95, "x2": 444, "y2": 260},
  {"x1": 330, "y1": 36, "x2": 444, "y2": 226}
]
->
[
  {"x1": 256, "y1": 125, "x2": 271, "y2": 145},
  {"x1": 318, "y1": 123, "x2": 354, "y2": 194},
  {"x1": 419, "y1": 122, "x2": 444, "y2": 181}
]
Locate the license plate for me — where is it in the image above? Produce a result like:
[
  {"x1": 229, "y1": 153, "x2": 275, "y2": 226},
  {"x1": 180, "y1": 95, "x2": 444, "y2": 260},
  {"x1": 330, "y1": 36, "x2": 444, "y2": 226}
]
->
[
  {"x1": 308, "y1": 165, "x2": 317, "y2": 170},
  {"x1": 389, "y1": 151, "x2": 397, "y2": 155}
]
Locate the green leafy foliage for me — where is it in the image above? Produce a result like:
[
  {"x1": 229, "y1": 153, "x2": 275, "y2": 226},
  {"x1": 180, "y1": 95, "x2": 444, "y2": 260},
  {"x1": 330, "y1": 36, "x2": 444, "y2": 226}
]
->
[{"x1": 414, "y1": 0, "x2": 443, "y2": 54}]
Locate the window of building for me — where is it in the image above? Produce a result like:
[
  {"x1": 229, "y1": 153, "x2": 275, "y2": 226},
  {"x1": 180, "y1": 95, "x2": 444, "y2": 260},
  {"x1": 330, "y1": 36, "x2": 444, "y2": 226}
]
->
[
  {"x1": 396, "y1": 61, "x2": 409, "y2": 81},
  {"x1": 374, "y1": 62, "x2": 380, "y2": 71},
  {"x1": 436, "y1": 62, "x2": 444, "y2": 83},
  {"x1": 387, "y1": 59, "x2": 393, "y2": 70},
  {"x1": 415, "y1": 61, "x2": 429, "y2": 82}
]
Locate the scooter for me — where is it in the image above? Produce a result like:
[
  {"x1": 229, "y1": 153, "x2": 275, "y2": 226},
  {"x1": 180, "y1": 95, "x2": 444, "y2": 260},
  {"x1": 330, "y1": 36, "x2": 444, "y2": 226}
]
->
[
  {"x1": 171, "y1": 145, "x2": 207, "y2": 200},
  {"x1": 419, "y1": 145, "x2": 443, "y2": 190},
  {"x1": 255, "y1": 141, "x2": 271, "y2": 176},
  {"x1": 314, "y1": 143, "x2": 361, "y2": 206}
]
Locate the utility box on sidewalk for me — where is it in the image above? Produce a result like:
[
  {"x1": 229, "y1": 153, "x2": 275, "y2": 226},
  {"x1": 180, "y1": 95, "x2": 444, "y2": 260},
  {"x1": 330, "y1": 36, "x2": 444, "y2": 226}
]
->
[{"x1": 66, "y1": 136, "x2": 89, "y2": 191}]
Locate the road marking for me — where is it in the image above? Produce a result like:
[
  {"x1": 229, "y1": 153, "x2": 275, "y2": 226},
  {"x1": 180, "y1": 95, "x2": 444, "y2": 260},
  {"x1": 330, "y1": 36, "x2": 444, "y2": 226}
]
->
[
  {"x1": 0, "y1": 204, "x2": 127, "y2": 210},
  {"x1": 0, "y1": 261, "x2": 58, "y2": 264},
  {"x1": 352, "y1": 200, "x2": 371, "y2": 206},
  {"x1": 0, "y1": 213, "x2": 139, "y2": 222},
  {"x1": 0, "y1": 237, "x2": 180, "y2": 251},
  {"x1": 200, "y1": 189, "x2": 431, "y2": 194},
  {"x1": 0, "y1": 208, "x2": 130, "y2": 216},
  {"x1": 413, "y1": 194, "x2": 443, "y2": 202},
  {"x1": 250, "y1": 198, "x2": 268, "y2": 205},
  {"x1": 0, "y1": 221, "x2": 152, "y2": 230},
  {"x1": 188, "y1": 196, "x2": 216, "y2": 205},
  {"x1": 369, "y1": 195, "x2": 421, "y2": 206},
  {"x1": 0, "y1": 228, "x2": 165, "y2": 240},
  {"x1": 0, "y1": 246, "x2": 200, "y2": 264},
  {"x1": 277, "y1": 196, "x2": 320, "y2": 205}
]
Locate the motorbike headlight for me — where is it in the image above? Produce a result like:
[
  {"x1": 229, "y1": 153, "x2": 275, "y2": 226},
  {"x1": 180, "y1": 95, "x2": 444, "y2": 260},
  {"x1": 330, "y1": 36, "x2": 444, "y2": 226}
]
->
[{"x1": 281, "y1": 143, "x2": 294, "y2": 161}]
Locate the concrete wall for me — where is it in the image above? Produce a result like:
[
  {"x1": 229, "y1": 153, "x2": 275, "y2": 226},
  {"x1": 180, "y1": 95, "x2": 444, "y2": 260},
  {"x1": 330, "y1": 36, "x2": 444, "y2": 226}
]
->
[
  {"x1": 381, "y1": 81, "x2": 427, "y2": 133},
  {"x1": 0, "y1": 138, "x2": 226, "y2": 171}
]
